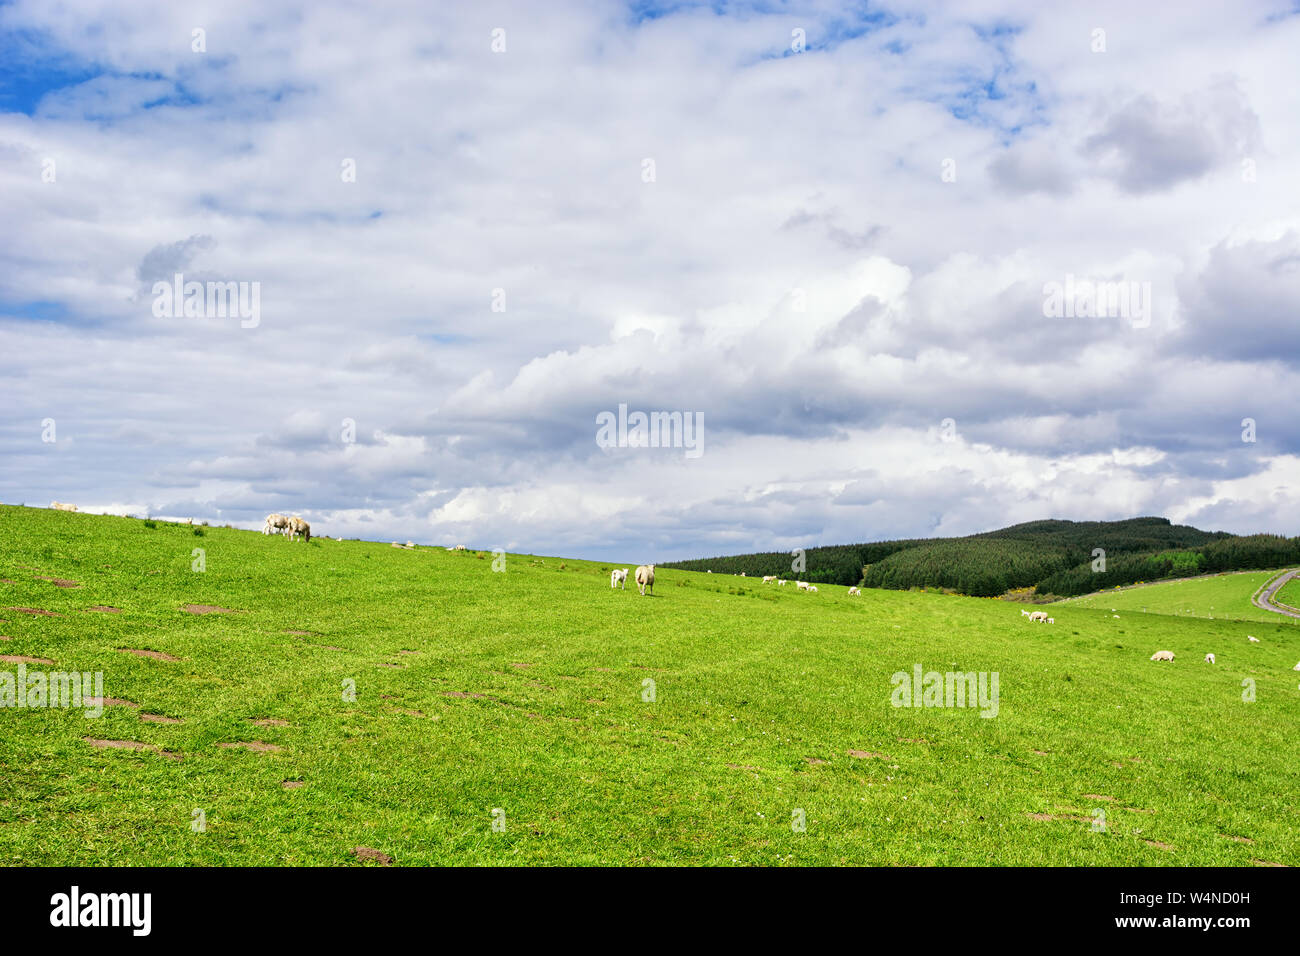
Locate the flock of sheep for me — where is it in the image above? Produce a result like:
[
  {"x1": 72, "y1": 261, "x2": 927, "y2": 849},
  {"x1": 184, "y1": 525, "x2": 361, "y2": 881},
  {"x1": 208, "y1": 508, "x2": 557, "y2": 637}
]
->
[{"x1": 262, "y1": 512, "x2": 311, "y2": 542}]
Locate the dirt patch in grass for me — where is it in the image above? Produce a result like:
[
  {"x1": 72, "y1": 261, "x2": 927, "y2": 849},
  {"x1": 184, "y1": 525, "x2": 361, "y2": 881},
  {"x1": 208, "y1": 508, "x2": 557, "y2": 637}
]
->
[
  {"x1": 727, "y1": 763, "x2": 761, "y2": 771},
  {"x1": 140, "y1": 714, "x2": 183, "y2": 724},
  {"x1": 898, "y1": 738, "x2": 930, "y2": 744},
  {"x1": 1143, "y1": 839, "x2": 1174, "y2": 851},
  {"x1": 36, "y1": 577, "x2": 80, "y2": 588},
  {"x1": 1084, "y1": 794, "x2": 1115, "y2": 801},
  {"x1": 86, "y1": 606, "x2": 121, "y2": 613},
  {"x1": 352, "y1": 847, "x2": 393, "y2": 865},
  {"x1": 443, "y1": 691, "x2": 491, "y2": 699},
  {"x1": 386, "y1": 706, "x2": 428, "y2": 718},
  {"x1": 283, "y1": 629, "x2": 315, "y2": 635},
  {"x1": 510, "y1": 662, "x2": 534, "y2": 668},
  {"x1": 847, "y1": 749, "x2": 891, "y2": 760},
  {"x1": 1252, "y1": 859, "x2": 1285, "y2": 867},
  {"x1": 252, "y1": 718, "x2": 289, "y2": 727},
  {"x1": 1032, "y1": 749, "x2": 1050, "y2": 755},
  {"x1": 83, "y1": 738, "x2": 181, "y2": 760},
  {"x1": 7, "y1": 607, "x2": 61, "y2": 616},
  {"x1": 181, "y1": 604, "x2": 236, "y2": 614},
  {"x1": 218, "y1": 741, "x2": 283, "y2": 753},
  {"x1": 1221, "y1": 834, "x2": 1254, "y2": 844},
  {"x1": 117, "y1": 648, "x2": 183, "y2": 662},
  {"x1": 282, "y1": 780, "x2": 305, "y2": 789},
  {"x1": 805, "y1": 757, "x2": 828, "y2": 766},
  {"x1": 1, "y1": 654, "x2": 55, "y2": 665},
  {"x1": 376, "y1": 661, "x2": 404, "y2": 668},
  {"x1": 1027, "y1": 812, "x2": 1091, "y2": 823},
  {"x1": 1125, "y1": 807, "x2": 1155, "y2": 814},
  {"x1": 85, "y1": 697, "x2": 138, "y2": 709}
]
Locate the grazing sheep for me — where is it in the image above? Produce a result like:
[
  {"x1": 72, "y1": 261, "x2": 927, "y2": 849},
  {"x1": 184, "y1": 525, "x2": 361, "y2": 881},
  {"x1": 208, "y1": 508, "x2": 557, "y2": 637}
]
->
[
  {"x1": 1204, "y1": 653, "x2": 1215, "y2": 664},
  {"x1": 1150, "y1": 650, "x2": 1175, "y2": 662},
  {"x1": 454, "y1": 544, "x2": 467, "y2": 551},
  {"x1": 1248, "y1": 636, "x2": 1259, "y2": 643},
  {"x1": 1029, "y1": 611, "x2": 1048, "y2": 623},
  {"x1": 635, "y1": 565, "x2": 655, "y2": 596},
  {"x1": 796, "y1": 581, "x2": 809, "y2": 591},
  {"x1": 611, "y1": 568, "x2": 628, "y2": 590},
  {"x1": 808, "y1": 585, "x2": 818, "y2": 593},
  {"x1": 286, "y1": 515, "x2": 311, "y2": 543},
  {"x1": 1020, "y1": 609, "x2": 1032, "y2": 618},
  {"x1": 1293, "y1": 662, "x2": 1300, "y2": 672},
  {"x1": 778, "y1": 579, "x2": 787, "y2": 586},
  {"x1": 263, "y1": 513, "x2": 289, "y2": 535},
  {"x1": 762, "y1": 576, "x2": 777, "y2": 584},
  {"x1": 51, "y1": 501, "x2": 77, "y2": 512},
  {"x1": 848, "y1": 587, "x2": 860, "y2": 595},
  {"x1": 1046, "y1": 617, "x2": 1054, "y2": 624}
]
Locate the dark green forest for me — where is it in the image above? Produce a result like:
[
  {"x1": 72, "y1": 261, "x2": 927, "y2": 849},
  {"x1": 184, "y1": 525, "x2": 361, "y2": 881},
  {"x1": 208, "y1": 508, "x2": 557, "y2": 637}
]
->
[{"x1": 660, "y1": 518, "x2": 1300, "y2": 598}]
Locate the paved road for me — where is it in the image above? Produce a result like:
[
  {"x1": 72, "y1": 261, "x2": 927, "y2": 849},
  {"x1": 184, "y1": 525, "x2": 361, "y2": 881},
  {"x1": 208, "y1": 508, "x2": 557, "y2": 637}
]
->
[{"x1": 1252, "y1": 569, "x2": 1300, "y2": 619}]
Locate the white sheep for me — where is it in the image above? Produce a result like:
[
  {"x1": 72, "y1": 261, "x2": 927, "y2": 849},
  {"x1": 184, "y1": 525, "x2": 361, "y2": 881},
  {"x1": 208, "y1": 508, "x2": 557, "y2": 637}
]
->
[
  {"x1": 1204, "y1": 653, "x2": 1215, "y2": 664},
  {"x1": 51, "y1": 501, "x2": 78, "y2": 512},
  {"x1": 796, "y1": 581, "x2": 809, "y2": 591},
  {"x1": 778, "y1": 579, "x2": 787, "y2": 586},
  {"x1": 635, "y1": 565, "x2": 655, "y2": 596},
  {"x1": 848, "y1": 587, "x2": 860, "y2": 595},
  {"x1": 762, "y1": 575, "x2": 776, "y2": 583},
  {"x1": 808, "y1": 585, "x2": 819, "y2": 593},
  {"x1": 263, "y1": 513, "x2": 289, "y2": 535},
  {"x1": 1046, "y1": 617, "x2": 1055, "y2": 624},
  {"x1": 1029, "y1": 611, "x2": 1048, "y2": 623},
  {"x1": 1248, "y1": 636, "x2": 1259, "y2": 643},
  {"x1": 1150, "y1": 650, "x2": 1175, "y2": 662},
  {"x1": 611, "y1": 568, "x2": 628, "y2": 590},
  {"x1": 286, "y1": 515, "x2": 311, "y2": 542}
]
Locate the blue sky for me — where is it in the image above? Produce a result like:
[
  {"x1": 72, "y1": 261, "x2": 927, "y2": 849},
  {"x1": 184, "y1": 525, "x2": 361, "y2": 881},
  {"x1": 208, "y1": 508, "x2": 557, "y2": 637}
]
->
[{"x1": 1, "y1": 0, "x2": 1299, "y2": 560}]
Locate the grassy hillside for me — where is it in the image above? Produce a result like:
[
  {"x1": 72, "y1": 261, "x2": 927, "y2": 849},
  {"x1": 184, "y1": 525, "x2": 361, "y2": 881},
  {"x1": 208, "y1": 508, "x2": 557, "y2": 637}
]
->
[
  {"x1": 1, "y1": 504, "x2": 1298, "y2": 866},
  {"x1": 1061, "y1": 571, "x2": 1300, "y2": 627}
]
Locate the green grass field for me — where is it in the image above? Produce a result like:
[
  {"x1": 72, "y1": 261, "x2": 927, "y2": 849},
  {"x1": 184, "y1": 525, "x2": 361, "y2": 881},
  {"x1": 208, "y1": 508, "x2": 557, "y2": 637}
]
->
[
  {"x1": 1063, "y1": 571, "x2": 1300, "y2": 626},
  {"x1": 1276, "y1": 578, "x2": 1300, "y2": 611},
  {"x1": 2, "y1": 504, "x2": 1298, "y2": 866}
]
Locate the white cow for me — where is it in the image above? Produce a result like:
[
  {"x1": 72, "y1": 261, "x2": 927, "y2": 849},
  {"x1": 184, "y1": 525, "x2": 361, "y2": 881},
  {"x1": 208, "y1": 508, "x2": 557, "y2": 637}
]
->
[
  {"x1": 635, "y1": 565, "x2": 655, "y2": 596},
  {"x1": 611, "y1": 568, "x2": 628, "y2": 590}
]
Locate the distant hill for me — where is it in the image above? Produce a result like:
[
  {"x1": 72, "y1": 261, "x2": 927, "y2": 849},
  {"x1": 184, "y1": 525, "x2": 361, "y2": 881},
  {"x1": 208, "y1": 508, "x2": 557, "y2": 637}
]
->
[{"x1": 661, "y1": 517, "x2": 1300, "y2": 597}]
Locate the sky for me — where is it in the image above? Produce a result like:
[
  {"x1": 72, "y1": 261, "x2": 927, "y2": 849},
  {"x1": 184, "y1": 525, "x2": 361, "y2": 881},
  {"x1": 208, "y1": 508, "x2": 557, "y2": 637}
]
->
[{"x1": 1, "y1": 0, "x2": 1298, "y2": 561}]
